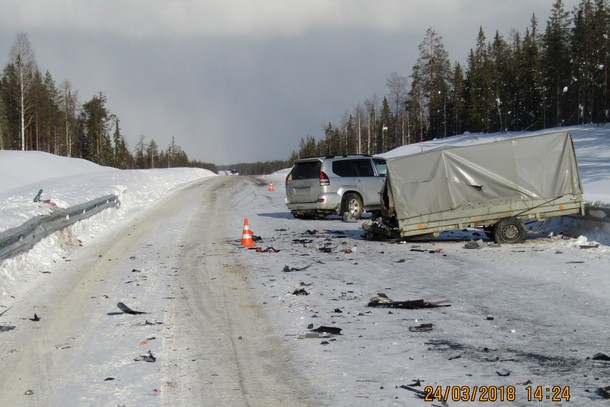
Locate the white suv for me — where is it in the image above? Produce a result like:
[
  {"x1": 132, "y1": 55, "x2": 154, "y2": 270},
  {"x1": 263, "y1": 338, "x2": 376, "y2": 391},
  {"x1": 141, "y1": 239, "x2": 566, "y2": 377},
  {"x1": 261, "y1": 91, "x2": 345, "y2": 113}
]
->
[{"x1": 285, "y1": 155, "x2": 387, "y2": 220}]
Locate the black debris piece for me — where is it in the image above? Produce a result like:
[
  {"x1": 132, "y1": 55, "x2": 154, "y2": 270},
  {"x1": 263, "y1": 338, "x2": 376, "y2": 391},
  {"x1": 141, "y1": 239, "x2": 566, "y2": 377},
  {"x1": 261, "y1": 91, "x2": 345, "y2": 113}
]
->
[
  {"x1": 311, "y1": 326, "x2": 342, "y2": 335},
  {"x1": 30, "y1": 313, "x2": 41, "y2": 321},
  {"x1": 592, "y1": 353, "x2": 610, "y2": 361},
  {"x1": 496, "y1": 370, "x2": 511, "y2": 377},
  {"x1": 134, "y1": 350, "x2": 156, "y2": 362},
  {"x1": 399, "y1": 385, "x2": 426, "y2": 399},
  {"x1": 368, "y1": 293, "x2": 450, "y2": 309},
  {"x1": 257, "y1": 246, "x2": 280, "y2": 253},
  {"x1": 408, "y1": 323, "x2": 434, "y2": 332},
  {"x1": 292, "y1": 239, "x2": 313, "y2": 244},
  {"x1": 117, "y1": 302, "x2": 147, "y2": 315},
  {"x1": 282, "y1": 263, "x2": 313, "y2": 272},
  {"x1": 0, "y1": 325, "x2": 16, "y2": 332},
  {"x1": 104, "y1": 377, "x2": 115, "y2": 381},
  {"x1": 319, "y1": 247, "x2": 333, "y2": 253},
  {"x1": 292, "y1": 288, "x2": 309, "y2": 296},
  {"x1": 597, "y1": 386, "x2": 610, "y2": 399}
]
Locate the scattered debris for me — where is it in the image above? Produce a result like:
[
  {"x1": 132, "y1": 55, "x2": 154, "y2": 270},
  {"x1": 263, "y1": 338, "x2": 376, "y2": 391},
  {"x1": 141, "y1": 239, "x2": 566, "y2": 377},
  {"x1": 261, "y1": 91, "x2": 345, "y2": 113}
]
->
[
  {"x1": 24, "y1": 390, "x2": 34, "y2": 396},
  {"x1": 292, "y1": 288, "x2": 309, "y2": 296},
  {"x1": 134, "y1": 350, "x2": 156, "y2": 362},
  {"x1": 282, "y1": 263, "x2": 313, "y2": 272},
  {"x1": 117, "y1": 302, "x2": 147, "y2": 315},
  {"x1": 292, "y1": 239, "x2": 313, "y2": 244},
  {"x1": 368, "y1": 293, "x2": 450, "y2": 309},
  {"x1": 55, "y1": 343, "x2": 71, "y2": 350},
  {"x1": 399, "y1": 385, "x2": 449, "y2": 406},
  {"x1": 409, "y1": 323, "x2": 434, "y2": 332},
  {"x1": 496, "y1": 369, "x2": 511, "y2": 376},
  {"x1": 30, "y1": 313, "x2": 41, "y2": 322},
  {"x1": 464, "y1": 239, "x2": 486, "y2": 249},
  {"x1": 134, "y1": 320, "x2": 163, "y2": 326},
  {"x1": 33, "y1": 188, "x2": 56, "y2": 207},
  {"x1": 311, "y1": 326, "x2": 342, "y2": 335},
  {"x1": 298, "y1": 332, "x2": 331, "y2": 339},
  {"x1": 254, "y1": 246, "x2": 280, "y2": 253},
  {"x1": 0, "y1": 306, "x2": 14, "y2": 317},
  {"x1": 597, "y1": 386, "x2": 610, "y2": 399},
  {"x1": 0, "y1": 325, "x2": 16, "y2": 332},
  {"x1": 104, "y1": 377, "x2": 116, "y2": 381},
  {"x1": 592, "y1": 353, "x2": 610, "y2": 361}
]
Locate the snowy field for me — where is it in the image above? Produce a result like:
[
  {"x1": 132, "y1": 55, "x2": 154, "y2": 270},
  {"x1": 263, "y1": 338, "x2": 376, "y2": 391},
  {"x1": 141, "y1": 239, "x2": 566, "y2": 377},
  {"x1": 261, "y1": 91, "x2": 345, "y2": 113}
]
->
[{"x1": 0, "y1": 124, "x2": 609, "y2": 406}]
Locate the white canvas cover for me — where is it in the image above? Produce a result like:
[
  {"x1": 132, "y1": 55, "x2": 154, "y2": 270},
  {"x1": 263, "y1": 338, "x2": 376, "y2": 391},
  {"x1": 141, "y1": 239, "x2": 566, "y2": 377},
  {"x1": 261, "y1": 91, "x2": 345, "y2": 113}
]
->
[{"x1": 385, "y1": 131, "x2": 583, "y2": 221}]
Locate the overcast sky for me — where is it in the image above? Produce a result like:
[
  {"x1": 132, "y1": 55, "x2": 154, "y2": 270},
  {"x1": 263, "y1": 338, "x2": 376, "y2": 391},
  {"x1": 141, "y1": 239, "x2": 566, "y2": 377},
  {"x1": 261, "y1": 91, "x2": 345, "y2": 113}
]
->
[{"x1": 1, "y1": 0, "x2": 581, "y2": 165}]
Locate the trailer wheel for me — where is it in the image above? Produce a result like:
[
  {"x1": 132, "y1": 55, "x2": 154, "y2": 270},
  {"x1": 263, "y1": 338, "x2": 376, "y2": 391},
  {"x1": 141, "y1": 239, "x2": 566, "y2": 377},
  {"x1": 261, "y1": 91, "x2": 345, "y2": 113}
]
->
[
  {"x1": 493, "y1": 217, "x2": 527, "y2": 244},
  {"x1": 342, "y1": 193, "x2": 363, "y2": 220}
]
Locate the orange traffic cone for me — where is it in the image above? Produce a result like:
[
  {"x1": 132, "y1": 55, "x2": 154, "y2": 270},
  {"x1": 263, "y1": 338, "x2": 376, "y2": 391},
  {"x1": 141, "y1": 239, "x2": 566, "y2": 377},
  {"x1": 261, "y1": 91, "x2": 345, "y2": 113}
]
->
[
  {"x1": 240, "y1": 218, "x2": 255, "y2": 247},
  {"x1": 268, "y1": 182, "x2": 274, "y2": 192}
]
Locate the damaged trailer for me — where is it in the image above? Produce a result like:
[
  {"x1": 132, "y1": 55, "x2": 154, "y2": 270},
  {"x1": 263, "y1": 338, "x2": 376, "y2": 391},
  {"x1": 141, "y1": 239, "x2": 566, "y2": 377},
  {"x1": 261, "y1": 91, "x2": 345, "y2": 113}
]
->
[{"x1": 363, "y1": 131, "x2": 585, "y2": 243}]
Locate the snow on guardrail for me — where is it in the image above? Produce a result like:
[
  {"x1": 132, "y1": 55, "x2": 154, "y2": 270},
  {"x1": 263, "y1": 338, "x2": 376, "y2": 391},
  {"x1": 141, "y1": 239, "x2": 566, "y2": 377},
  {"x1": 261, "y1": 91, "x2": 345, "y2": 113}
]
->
[{"x1": 0, "y1": 195, "x2": 119, "y2": 261}]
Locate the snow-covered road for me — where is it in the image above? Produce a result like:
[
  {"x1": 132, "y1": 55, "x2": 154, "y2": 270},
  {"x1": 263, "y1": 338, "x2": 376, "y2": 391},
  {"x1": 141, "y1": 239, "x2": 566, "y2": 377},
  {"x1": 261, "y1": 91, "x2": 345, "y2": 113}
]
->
[
  {"x1": 0, "y1": 172, "x2": 609, "y2": 406},
  {"x1": 0, "y1": 177, "x2": 318, "y2": 407}
]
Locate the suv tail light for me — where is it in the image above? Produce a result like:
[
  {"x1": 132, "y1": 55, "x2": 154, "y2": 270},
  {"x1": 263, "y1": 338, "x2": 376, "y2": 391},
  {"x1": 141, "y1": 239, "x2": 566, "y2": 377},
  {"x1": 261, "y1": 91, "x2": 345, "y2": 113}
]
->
[{"x1": 319, "y1": 171, "x2": 330, "y2": 186}]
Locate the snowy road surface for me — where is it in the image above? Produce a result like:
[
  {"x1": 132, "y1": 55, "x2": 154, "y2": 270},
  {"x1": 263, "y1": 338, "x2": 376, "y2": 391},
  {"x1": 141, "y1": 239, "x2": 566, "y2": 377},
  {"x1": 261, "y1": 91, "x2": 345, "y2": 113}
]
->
[
  {"x1": 0, "y1": 177, "x2": 317, "y2": 406},
  {"x1": 0, "y1": 175, "x2": 609, "y2": 406}
]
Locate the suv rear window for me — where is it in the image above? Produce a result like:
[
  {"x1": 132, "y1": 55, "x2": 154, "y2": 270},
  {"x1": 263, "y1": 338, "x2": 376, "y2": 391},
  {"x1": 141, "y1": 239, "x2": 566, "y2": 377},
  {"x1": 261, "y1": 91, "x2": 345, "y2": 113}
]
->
[
  {"x1": 353, "y1": 159, "x2": 374, "y2": 176},
  {"x1": 290, "y1": 161, "x2": 321, "y2": 180},
  {"x1": 332, "y1": 160, "x2": 355, "y2": 177}
]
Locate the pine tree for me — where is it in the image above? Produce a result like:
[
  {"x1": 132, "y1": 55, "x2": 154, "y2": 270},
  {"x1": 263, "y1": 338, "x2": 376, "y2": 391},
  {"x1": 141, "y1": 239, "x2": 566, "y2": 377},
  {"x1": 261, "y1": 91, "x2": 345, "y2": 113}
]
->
[
  {"x1": 409, "y1": 28, "x2": 451, "y2": 140},
  {"x1": 542, "y1": 0, "x2": 573, "y2": 127}
]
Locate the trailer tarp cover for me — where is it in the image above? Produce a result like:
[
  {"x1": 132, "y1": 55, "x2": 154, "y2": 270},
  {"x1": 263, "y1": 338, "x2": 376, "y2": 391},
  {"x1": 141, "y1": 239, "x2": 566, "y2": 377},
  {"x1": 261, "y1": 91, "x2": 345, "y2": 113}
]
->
[{"x1": 385, "y1": 131, "x2": 582, "y2": 220}]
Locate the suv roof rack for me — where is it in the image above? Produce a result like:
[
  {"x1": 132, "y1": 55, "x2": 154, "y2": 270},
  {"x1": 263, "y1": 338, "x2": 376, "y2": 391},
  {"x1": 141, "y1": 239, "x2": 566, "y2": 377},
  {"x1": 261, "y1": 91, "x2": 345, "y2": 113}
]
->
[{"x1": 324, "y1": 154, "x2": 372, "y2": 159}]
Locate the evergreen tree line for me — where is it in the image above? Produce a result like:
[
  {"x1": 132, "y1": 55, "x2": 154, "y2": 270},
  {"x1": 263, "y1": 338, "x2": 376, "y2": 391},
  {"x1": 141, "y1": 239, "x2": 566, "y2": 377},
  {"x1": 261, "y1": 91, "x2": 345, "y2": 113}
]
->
[
  {"x1": 290, "y1": 0, "x2": 609, "y2": 161},
  {"x1": 0, "y1": 32, "x2": 217, "y2": 173}
]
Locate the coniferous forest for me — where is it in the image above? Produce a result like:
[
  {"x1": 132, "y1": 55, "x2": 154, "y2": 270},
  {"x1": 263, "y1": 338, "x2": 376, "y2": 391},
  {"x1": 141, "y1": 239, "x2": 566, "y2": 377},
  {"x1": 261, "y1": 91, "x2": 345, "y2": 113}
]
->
[
  {"x1": 0, "y1": 0, "x2": 607, "y2": 174},
  {"x1": 289, "y1": 0, "x2": 610, "y2": 162},
  {"x1": 0, "y1": 34, "x2": 216, "y2": 172}
]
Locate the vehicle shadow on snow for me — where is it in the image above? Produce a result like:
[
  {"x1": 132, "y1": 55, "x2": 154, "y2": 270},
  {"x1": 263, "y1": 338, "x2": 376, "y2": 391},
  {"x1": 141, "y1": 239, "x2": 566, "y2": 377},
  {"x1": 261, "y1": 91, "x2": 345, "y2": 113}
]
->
[{"x1": 257, "y1": 212, "x2": 294, "y2": 219}]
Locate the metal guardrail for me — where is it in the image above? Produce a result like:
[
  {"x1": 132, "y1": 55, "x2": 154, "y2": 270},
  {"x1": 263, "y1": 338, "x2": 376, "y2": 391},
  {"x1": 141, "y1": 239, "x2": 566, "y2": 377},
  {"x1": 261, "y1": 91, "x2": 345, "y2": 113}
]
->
[{"x1": 0, "y1": 194, "x2": 119, "y2": 261}]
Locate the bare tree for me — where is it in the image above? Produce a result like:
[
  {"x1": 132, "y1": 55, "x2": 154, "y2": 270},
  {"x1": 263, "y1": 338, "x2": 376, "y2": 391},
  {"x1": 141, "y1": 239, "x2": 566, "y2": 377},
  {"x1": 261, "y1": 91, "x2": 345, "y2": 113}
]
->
[
  {"x1": 60, "y1": 80, "x2": 78, "y2": 157},
  {"x1": 9, "y1": 32, "x2": 38, "y2": 151}
]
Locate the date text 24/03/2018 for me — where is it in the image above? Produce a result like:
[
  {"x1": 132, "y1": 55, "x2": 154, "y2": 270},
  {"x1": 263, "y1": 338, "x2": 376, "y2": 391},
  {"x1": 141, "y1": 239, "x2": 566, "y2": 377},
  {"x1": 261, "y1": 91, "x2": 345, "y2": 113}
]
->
[{"x1": 423, "y1": 385, "x2": 570, "y2": 402}]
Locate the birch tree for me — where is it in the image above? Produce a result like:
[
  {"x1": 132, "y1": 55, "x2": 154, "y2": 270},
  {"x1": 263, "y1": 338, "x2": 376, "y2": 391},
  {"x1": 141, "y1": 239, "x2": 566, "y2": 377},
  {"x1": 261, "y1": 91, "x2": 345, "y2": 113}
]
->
[{"x1": 9, "y1": 32, "x2": 37, "y2": 151}]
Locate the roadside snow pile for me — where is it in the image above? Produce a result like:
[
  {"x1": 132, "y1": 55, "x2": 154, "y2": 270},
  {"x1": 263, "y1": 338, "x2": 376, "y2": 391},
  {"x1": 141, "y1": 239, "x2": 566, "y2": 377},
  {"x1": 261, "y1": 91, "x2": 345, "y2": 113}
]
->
[{"x1": 0, "y1": 151, "x2": 216, "y2": 233}]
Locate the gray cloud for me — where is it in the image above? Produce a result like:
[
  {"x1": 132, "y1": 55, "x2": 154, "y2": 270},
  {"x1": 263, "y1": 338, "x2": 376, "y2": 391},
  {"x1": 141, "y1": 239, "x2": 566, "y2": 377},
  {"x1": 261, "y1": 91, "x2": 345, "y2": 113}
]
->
[{"x1": 1, "y1": 0, "x2": 581, "y2": 164}]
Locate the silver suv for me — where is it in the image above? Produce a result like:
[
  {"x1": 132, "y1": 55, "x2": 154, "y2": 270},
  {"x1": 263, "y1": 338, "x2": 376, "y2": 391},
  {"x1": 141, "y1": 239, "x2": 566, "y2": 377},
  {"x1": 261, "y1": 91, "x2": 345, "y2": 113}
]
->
[{"x1": 285, "y1": 155, "x2": 387, "y2": 220}]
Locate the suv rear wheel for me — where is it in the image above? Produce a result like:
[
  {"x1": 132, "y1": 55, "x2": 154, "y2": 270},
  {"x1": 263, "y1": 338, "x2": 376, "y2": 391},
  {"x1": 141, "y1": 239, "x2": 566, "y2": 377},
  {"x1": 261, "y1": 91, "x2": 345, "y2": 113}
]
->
[{"x1": 342, "y1": 193, "x2": 363, "y2": 220}]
